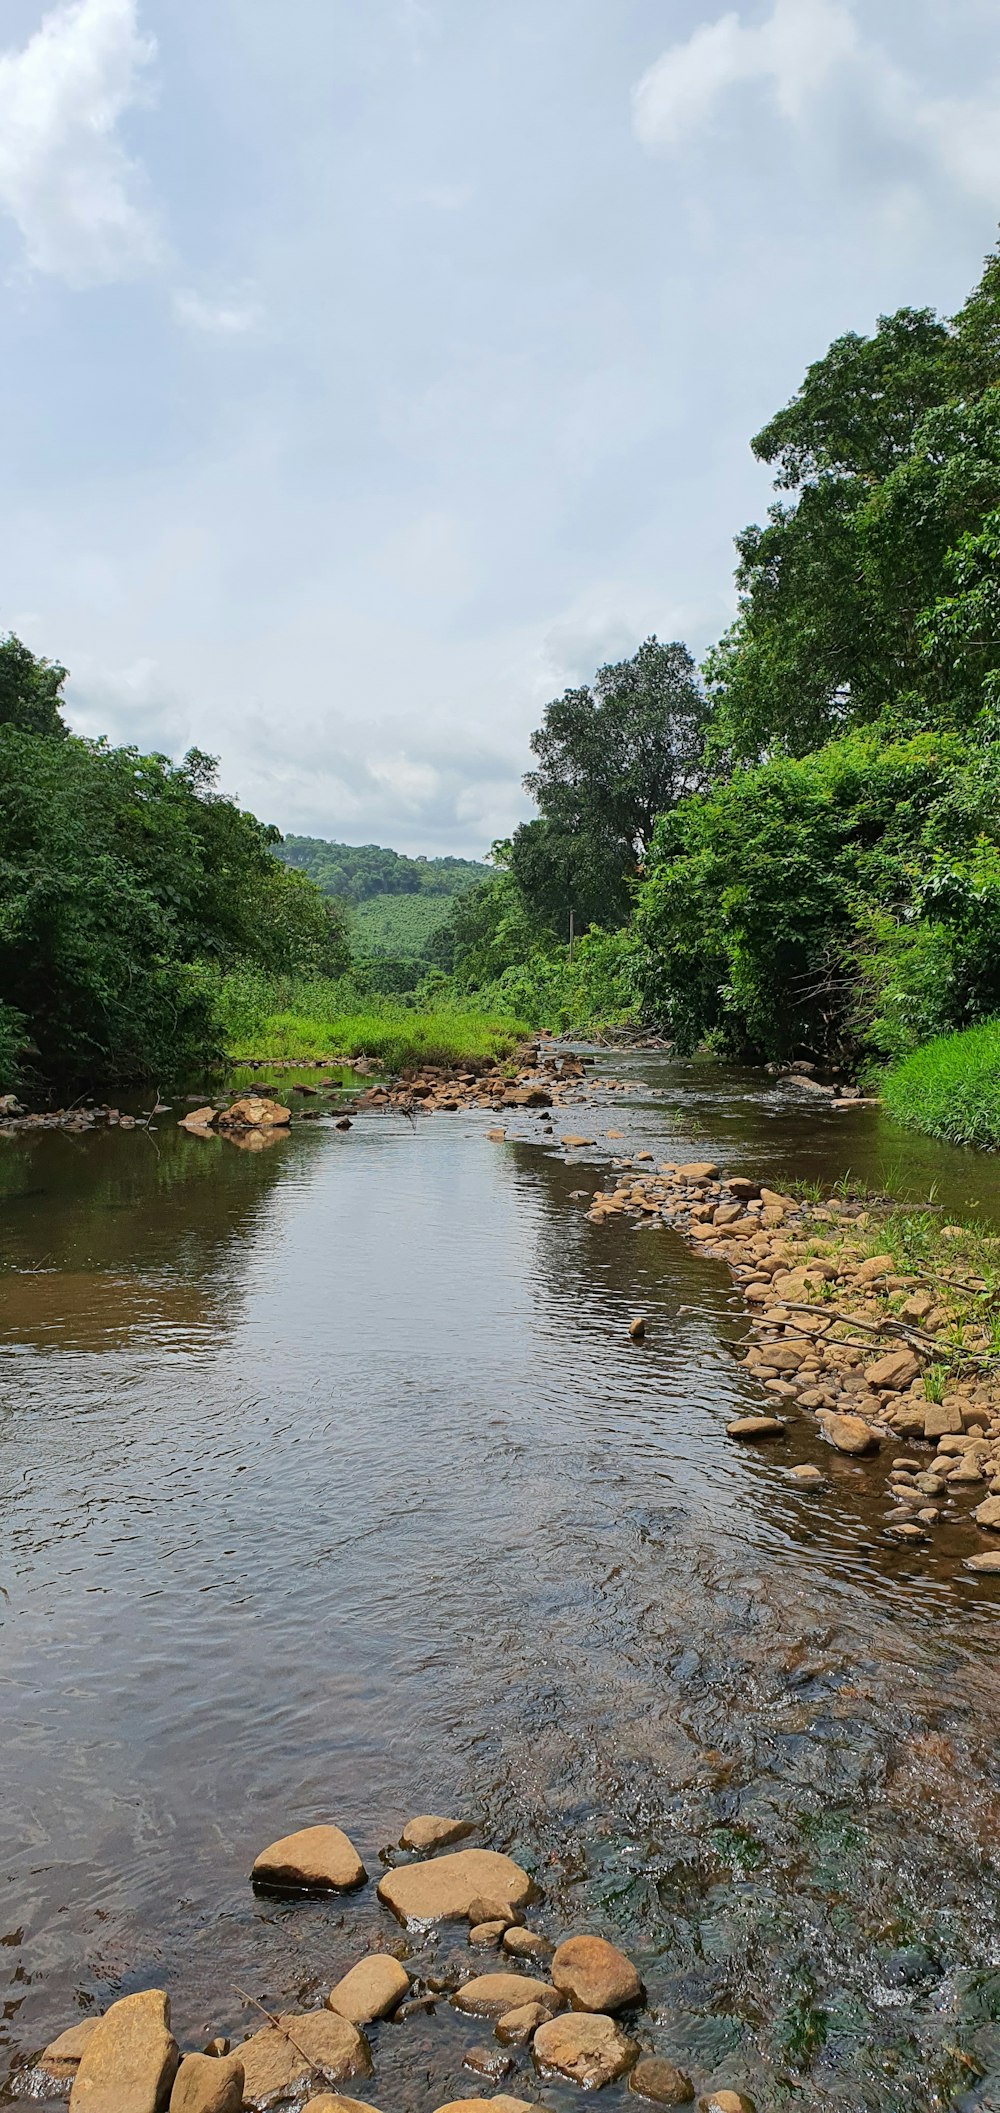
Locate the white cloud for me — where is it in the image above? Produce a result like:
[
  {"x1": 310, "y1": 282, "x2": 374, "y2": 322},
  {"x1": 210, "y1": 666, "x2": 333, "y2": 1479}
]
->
[
  {"x1": 172, "y1": 288, "x2": 263, "y2": 335},
  {"x1": 632, "y1": 0, "x2": 1000, "y2": 206},
  {"x1": 0, "y1": 0, "x2": 159, "y2": 286}
]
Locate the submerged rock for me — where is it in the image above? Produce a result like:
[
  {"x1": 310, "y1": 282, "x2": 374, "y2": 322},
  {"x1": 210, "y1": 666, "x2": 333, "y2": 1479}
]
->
[
  {"x1": 378, "y1": 1848, "x2": 532, "y2": 1925},
  {"x1": 727, "y1": 1416, "x2": 785, "y2": 1440},
  {"x1": 494, "y1": 2002, "x2": 552, "y2": 2045},
  {"x1": 238, "y1": 2012, "x2": 371, "y2": 2108},
  {"x1": 169, "y1": 2053, "x2": 244, "y2": 2113},
  {"x1": 550, "y1": 1935, "x2": 642, "y2": 2013},
  {"x1": 501, "y1": 1926, "x2": 549, "y2": 1960},
  {"x1": 533, "y1": 2011, "x2": 637, "y2": 2088},
  {"x1": 629, "y1": 2056, "x2": 695, "y2": 2104},
  {"x1": 453, "y1": 1973, "x2": 560, "y2": 2018},
  {"x1": 251, "y1": 1824, "x2": 367, "y2": 1892},
  {"x1": 326, "y1": 1956, "x2": 409, "y2": 2024},
  {"x1": 69, "y1": 1990, "x2": 179, "y2": 2113},
  {"x1": 400, "y1": 1814, "x2": 474, "y2": 1852}
]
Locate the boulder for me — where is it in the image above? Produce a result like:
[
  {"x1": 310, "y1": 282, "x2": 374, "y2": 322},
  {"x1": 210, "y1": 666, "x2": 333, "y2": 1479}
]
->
[
  {"x1": 676, "y1": 1162, "x2": 719, "y2": 1181},
  {"x1": 178, "y1": 1108, "x2": 216, "y2": 1132},
  {"x1": 251, "y1": 1825, "x2": 367, "y2": 1892},
  {"x1": 533, "y1": 2011, "x2": 637, "y2": 2088},
  {"x1": 865, "y1": 1349, "x2": 920, "y2": 1391},
  {"x1": 169, "y1": 2054, "x2": 244, "y2": 2113},
  {"x1": 40, "y1": 2019, "x2": 101, "y2": 2078},
  {"x1": 817, "y1": 1412, "x2": 881, "y2": 1456},
  {"x1": 218, "y1": 1097, "x2": 290, "y2": 1129},
  {"x1": 378, "y1": 1848, "x2": 532, "y2": 1925},
  {"x1": 453, "y1": 1973, "x2": 560, "y2": 2018},
  {"x1": 326, "y1": 1957, "x2": 409, "y2": 2024},
  {"x1": 69, "y1": 1991, "x2": 179, "y2": 2113},
  {"x1": 494, "y1": 2003, "x2": 552, "y2": 2045},
  {"x1": 433, "y1": 2100, "x2": 534, "y2": 2113},
  {"x1": 400, "y1": 1815, "x2": 474, "y2": 1852},
  {"x1": 550, "y1": 1935, "x2": 642, "y2": 2013},
  {"x1": 966, "y1": 1551, "x2": 1000, "y2": 1572},
  {"x1": 630, "y1": 2056, "x2": 695, "y2": 2104},
  {"x1": 238, "y1": 2013, "x2": 370, "y2": 2108},
  {"x1": 727, "y1": 1416, "x2": 785, "y2": 1440},
  {"x1": 974, "y1": 1496, "x2": 1000, "y2": 1531}
]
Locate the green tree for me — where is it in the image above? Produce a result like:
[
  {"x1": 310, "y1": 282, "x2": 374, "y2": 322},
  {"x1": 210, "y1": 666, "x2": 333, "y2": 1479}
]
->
[{"x1": 0, "y1": 633, "x2": 69, "y2": 738}]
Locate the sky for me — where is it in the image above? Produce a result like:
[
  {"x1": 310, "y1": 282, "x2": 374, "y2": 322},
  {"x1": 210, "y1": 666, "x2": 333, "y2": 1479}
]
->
[{"x1": 0, "y1": 0, "x2": 999, "y2": 855}]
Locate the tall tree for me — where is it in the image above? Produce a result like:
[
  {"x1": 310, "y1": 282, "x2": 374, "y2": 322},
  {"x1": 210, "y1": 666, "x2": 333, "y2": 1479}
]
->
[{"x1": 0, "y1": 634, "x2": 69, "y2": 738}]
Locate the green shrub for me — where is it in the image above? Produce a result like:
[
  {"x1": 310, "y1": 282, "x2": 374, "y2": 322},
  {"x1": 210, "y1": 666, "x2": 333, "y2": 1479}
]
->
[{"x1": 882, "y1": 1018, "x2": 1000, "y2": 1147}]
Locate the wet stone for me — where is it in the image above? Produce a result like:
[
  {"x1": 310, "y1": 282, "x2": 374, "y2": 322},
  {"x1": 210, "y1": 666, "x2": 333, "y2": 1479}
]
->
[
  {"x1": 169, "y1": 2053, "x2": 244, "y2": 2113},
  {"x1": 469, "y1": 1921, "x2": 506, "y2": 1946},
  {"x1": 69, "y1": 1991, "x2": 180, "y2": 2113},
  {"x1": 453, "y1": 1972, "x2": 560, "y2": 2018},
  {"x1": 378, "y1": 1849, "x2": 532, "y2": 1925},
  {"x1": 495, "y1": 2002, "x2": 552, "y2": 2045},
  {"x1": 551, "y1": 1935, "x2": 643, "y2": 2013},
  {"x1": 630, "y1": 2055, "x2": 695, "y2": 2104},
  {"x1": 40, "y1": 2020, "x2": 101, "y2": 2079},
  {"x1": 533, "y1": 2011, "x2": 638, "y2": 2088},
  {"x1": 501, "y1": 1926, "x2": 549, "y2": 1960},
  {"x1": 251, "y1": 1825, "x2": 367, "y2": 1893},
  {"x1": 462, "y1": 2046, "x2": 513, "y2": 2079},
  {"x1": 400, "y1": 1815, "x2": 474, "y2": 1852},
  {"x1": 237, "y1": 2012, "x2": 371, "y2": 2108},
  {"x1": 326, "y1": 1956, "x2": 410, "y2": 2024},
  {"x1": 727, "y1": 1416, "x2": 785, "y2": 1440}
]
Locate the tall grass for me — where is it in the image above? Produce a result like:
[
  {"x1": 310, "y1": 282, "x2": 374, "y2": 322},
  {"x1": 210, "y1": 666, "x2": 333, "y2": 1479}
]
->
[
  {"x1": 215, "y1": 969, "x2": 524, "y2": 1069},
  {"x1": 882, "y1": 1018, "x2": 1000, "y2": 1150}
]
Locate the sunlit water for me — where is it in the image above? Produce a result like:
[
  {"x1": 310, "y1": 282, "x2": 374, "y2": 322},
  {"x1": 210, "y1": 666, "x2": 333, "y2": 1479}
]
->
[{"x1": 3, "y1": 1057, "x2": 1000, "y2": 2111}]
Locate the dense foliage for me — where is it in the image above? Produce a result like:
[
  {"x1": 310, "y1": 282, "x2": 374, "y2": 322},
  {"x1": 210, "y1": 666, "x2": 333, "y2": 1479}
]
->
[
  {"x1": 882, "y1": 1021, "x2": 1000, "y2": 1149},
  {"x1": 275, "y1": 835, "x2": 486, "y2": 904},
  {"x1": 0, "y1": 670, "x2": 349, "y2": 1085}
]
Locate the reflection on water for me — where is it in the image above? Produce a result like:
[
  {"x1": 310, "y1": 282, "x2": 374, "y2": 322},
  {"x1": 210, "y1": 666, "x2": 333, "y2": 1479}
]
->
[{"x1": 2, "y1": 1062, "x2": 1000, "y2": 2110}]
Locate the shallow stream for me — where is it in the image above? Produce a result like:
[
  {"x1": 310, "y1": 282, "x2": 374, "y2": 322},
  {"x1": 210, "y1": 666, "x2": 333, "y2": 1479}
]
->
[{"x1": 3, "y1": 1056, "x2": 1000, "y2": 2111}]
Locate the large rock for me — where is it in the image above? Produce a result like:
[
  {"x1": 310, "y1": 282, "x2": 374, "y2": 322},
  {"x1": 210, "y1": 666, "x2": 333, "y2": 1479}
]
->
[
  {"x1": 533, "y1": 2011, "x2": 637, "y2": 2088},
  {"x1": 326, "y1": 1957, "x2": 409, "y2": 2024},
  {"x1": 304, "y1": 2101, "x2": 384, "y2": 2113},
  {"x1": 377, "y1": 1848, "x2": 532, "y2": 1925},
  {"x1": 453, "y1": 1973, "x2": 560, "y2": 2018},
  {"x1": 169, "y1": 2053, "x2": 244, "y2": 2113},
  {"x1": 551, "y1": 1935, "x2": 642, "y2": 2013},
  {"x1": 924, "y1": 1401, "x2": 963, "y2": 1439},
  {"x1": 433, "y1": 2100, "x2": 534, "y2": 2112},
  {"x1": 40, "y1": 2019, "x2": 101, "y2": 2079},
  {"x1": 400, "y1": 1815, "x2": 474, "y2": 1852},
  {"x1": 239, "y1": 2013, "x2": 370, "y2": 2108},
  {"x1": 974, "y1": 1496, "x2": 1000, "y2": 1530},
  {"x1": 251, "y1": 1825, "x2": 367, "y2": 1892},
  {"x1": 219, "y1": 1097, "x2": 290, "y2": 1129},
  {"x1": 865, "y1": 1349, "x2": 920, "y2": 1391},
  {"x1": 630, "y1": 2056, "x2": 695, "y2": 2104},
  {"x1": 817, "y1": 1411, "x2": 881, "y2": 1457},
  {"x1": 69, "y1": 1991, "x2": 179, "y2": 2113}
]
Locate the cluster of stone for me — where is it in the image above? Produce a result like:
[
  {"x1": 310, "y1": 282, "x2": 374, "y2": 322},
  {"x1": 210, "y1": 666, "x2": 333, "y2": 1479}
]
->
[{"x1": 32, "y1": 1818, "x2": 754, "y2": 2111}]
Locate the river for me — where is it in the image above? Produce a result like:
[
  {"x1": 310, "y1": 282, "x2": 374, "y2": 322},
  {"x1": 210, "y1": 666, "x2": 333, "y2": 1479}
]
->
[{"x1": 3, "y1": 1053, "x2": 1000, "y2": 2112}]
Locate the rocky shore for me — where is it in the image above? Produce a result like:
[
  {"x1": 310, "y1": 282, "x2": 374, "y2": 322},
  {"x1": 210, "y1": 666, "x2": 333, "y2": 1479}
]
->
[{"x1": 27, "y1": 1817, "x2": 753, "y2": 2113}]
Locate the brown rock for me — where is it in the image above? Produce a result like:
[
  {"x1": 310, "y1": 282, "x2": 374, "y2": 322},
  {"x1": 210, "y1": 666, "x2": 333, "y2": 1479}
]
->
[
  {"x1": 676, "y1": 1162, "x2": 719, "y2": 1181},
  {"x1": 178, "y1": 1108, "x2": 216, "y2": 1132},
  {"x1": 40, "y1": 2019, "x2": 101, "y2": 2078},
  {"x1": 817, "y1": 1411, "x2": 881, "y2": 1456},
  {"x1": 630, "y1": 2055, "x2": 695, "y2": 2104},
  {"x1": 551, "y1": 1935, "x2": 642, "y2": 2013},
  {"x1": 975, "y1": 1496, "x2": 1000, "y2": 1530},
  {"x1": 462, "y1": 2047, "x2": 513, "y2": 2080},
  {"x1": 69, "y1": 1991, "x2": 179, "y2": 2113},
  {"x1": 924, "y1": 1401, "x2": 963, "y2": 1439},
  {"x1": 698, "y1": 2096, "x2": 756, "y2": 2113},
  {"x1": 788, "y1": 1463, "x2": 824, "y2": 1485},
  {"x1": 378, "y1": 1848, "x2": 532, "y2": 1925},
  {"x1": 467, "y1": 1894, "x2": 522, "y2": 1928},
  {"x1": 326, "y1": 1956, "x2": 409, "y2": 2024},
  {"x1": 502, "y1": 1927, "x2": 549, "y2": 1960},
  {"x1": 856, "y1": 1254, "x2": 893, "y2": 1283},
  {"x1": 433, "y1": 2099, "x2": 534, "y2": 2113},
  {"x1": 169, "y1": 2054, "x2": 244, "y2": 2113},
  {"x1": 238, "y1": 2012, "x2": 371, "y2": 2108},
  {"x1": 865, "y1": 1349, "x2": 920, "y2": 1391},
  {"x1": 469, "y1": 1922, "x2": 507, "y2": 1946},
  {"x1": 218, "y1": 1097, "x2": 290, "y2": 1129},
  {"x1": 252, "y1": 1825, "x2": 367, "y2": 1893},
  {"x1": 727, "y1": 1416, "x2": 785, "y2": 1440},
  {"x1": 495, "y1": 2002, "x2": 552, "y2": 2045},
  {"x1": 629, "y1": 1316, "x2": 647, "y2": 1341},
  {"x1": 966, "y1": 1551, "x2": 1000, "y2": 1572},
  {"x1": 533, "y1": 2011, "x2": 637, "y2": 2088},
  {"x1": 400, "y1": 1815, "x2": 473, "y2": 1852},
  {"x1": 453, "y1": 1973, "x2": 560, "y2": 2018},
  {"x1": 304, "y1": 2099, "x2": 383, "y2": 2113}
]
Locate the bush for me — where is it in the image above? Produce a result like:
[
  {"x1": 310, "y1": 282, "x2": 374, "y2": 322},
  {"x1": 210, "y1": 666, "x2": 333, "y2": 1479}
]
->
[
  {"x1": 214, "y1": 969, "x2": 523, "y2": 1068},
  {"x1": 882, "y1": 1019, "x2": 1000, "y2": 1148}
]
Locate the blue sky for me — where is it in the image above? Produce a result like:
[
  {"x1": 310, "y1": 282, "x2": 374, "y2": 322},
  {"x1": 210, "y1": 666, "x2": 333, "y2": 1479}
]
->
[{"x1": 1, "y1": 0, "x2": 998, "y2": 853}]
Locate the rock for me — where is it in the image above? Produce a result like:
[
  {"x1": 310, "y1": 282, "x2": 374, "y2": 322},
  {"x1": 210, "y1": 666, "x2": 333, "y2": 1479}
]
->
[
  {"x1": 495, "y1": 2002, "x2": 552, "y2": 2045},
  {"x1": 629, "y1": 1317, "x2": 646, "y2": 1341},
  {"x1": 728, "y1": 1179, "x2": 760, "y2": 1200},
  {"x1": 400, "y1": 1814, "x2": 474, "y2": 1852},
  {"x1": 378, "y1": 1848, "x2": 532, "y2": 1925},
  {"x1": 69, "y1": 1991, "x2": 179, "y2": 2113},
  {"x1": 676, "y1": 1162, "x2": 719, "y2": 1181},
  {"x1": 698, "y1": 2096, "x2": 756, "y2": 2113},
  {"x1": 551, "y1": 1934, "x2": 642, "y2": 2013},
  {"x1": 304, "y1": 2099, "x2": 383, "y2": 2113},
  {"x1": 467, "y1": 1894, "x2": 522, "y2": 1928},
  {"x1": 975, "y1": 1496, "x2": 1000, "y2": 1530},
  {"x1": 865, "y1": 1349, "x2": 920, "y2": 1391},
  {"x1": 727, "y1": 1416, "x2": 785, "y2": 1440},
  {"x1": 238, "y1": 2012, "x2": 371, "y2": 2108},
  {"x1": 463, "y1": 2047, "x2": 513, "y2": 2079},
  {"x1": 965, "y1": 1551, "x2": 1000, "y2": 1572},
  {"x1": 326, "y1": 1956, "x2": 409, "y2": 2024},
  {"x1": 502, "y1": 1927, "x2": 549, "y2": 1960},
  {"x1": 924, "y1": 1401, "x2": 963, "y2": 1439},
  {"x1": 169, "y1": 2054, "x2": 244, "y2": 2113},
  {"x1": 202, "y1": 2042, "x2": 230, "y2": 2060},
  {"x1": 252, "y1": 1825, "x2": 367, "y2": 1892},
  {"x1": 533, "y1": 2011, "x2": 637, "y2": 2088},
  {"x1": 433, "y1": 2099, "x2": 534, "y2": 2113},
  {"x1": 630, "y1": 2055, "x2": 695, "y2": 2103},
  {"x1": 817, "y1": 1411, "x2": 880, "y2": 1456},
  {"x1": 179, "y1": 1107, "x2": 216, "y2": 1132},
  {"x1": 218, "y1": 1097, "x2": 291, "y2": 1129},
  {"x1": 788, "y1": 1463, "x2": 824, "y2": 1484},
  {"x1": 855, "y1": 1254, "x2": 894, "y2": 1282},
  {"x1": 470, "y1": 1921, "x2": 507, "y2": 1945},
  {"x1": 40, "y1": 2019, "x2": 101, "y2": 2078},
  {"x1": 453, "y1": 1973, "x2": 560, "y2": 2017}
]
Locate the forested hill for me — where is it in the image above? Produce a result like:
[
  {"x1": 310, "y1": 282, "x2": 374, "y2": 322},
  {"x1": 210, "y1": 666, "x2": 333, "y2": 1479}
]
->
[{"x1": 273, "y1": 835, "x2": 488, "y2": 905}]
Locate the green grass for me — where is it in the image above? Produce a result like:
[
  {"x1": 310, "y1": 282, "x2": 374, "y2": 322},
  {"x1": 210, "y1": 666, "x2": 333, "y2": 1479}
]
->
[
  {"x1": 882, "y1": 1018, "x2": 1000, "y2": 1149},
  {"x1": 216, "y1": 970, "x2": 524, "y2": 1070}
]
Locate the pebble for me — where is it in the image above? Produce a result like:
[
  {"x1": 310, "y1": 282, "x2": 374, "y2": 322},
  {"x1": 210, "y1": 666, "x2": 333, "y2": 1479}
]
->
[
  {"x1": 462, "y1": 2047, "x2": 513, "y2": 2079},
  {"x1": 787, "y1": 1463, "x2": 823, "y2": 1484},
  {"x1": 469, "y1": 1920, "x2": 506, "y2": 1945},
  {"x1": 501, "y1": 1926, "x2": 549, "y2": 1960}
]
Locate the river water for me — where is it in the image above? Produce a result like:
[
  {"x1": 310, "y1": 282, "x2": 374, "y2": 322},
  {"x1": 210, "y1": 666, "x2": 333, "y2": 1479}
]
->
[{"x1": 3, "y1": 1055, "x2": 1000, "y2": 2112}]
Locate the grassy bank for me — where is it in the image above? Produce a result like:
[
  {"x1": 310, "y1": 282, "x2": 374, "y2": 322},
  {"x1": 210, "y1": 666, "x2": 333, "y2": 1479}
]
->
[
  {"x1": 217, "y1": 971, "x2": 525, "y2": 1069},
  {"x1": 882, "y1": 1019, "x2": 1000, "y2": 1150}
]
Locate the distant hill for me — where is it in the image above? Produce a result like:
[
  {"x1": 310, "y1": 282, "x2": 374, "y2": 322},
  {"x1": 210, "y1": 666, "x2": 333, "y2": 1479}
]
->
[{"x1": 273, "y1": 834, "x2": 488, "y2": 962}]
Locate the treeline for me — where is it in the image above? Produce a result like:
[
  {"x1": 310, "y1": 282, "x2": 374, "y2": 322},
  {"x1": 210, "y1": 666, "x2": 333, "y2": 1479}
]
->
[
  {"x1": 437, "y1": 240, "x2": 1000, "y2": 1067},
  {"x1": 0, "y1": 649, "x2": 350, "y2": 1084},
  {"x1": 275, "y1": 835, "x2": 486, "y2": 904}
]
